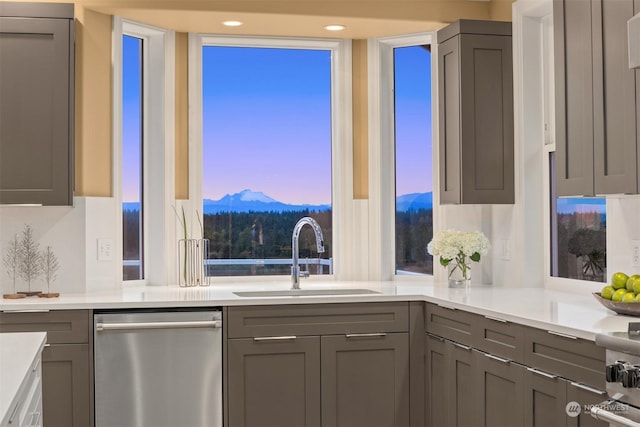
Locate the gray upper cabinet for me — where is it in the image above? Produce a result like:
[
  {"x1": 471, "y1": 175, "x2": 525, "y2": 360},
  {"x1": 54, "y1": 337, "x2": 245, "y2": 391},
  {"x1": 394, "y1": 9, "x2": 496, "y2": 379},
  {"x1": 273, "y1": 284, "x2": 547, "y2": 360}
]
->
[
  {"x1": 555, "y1": 0, "x2": 639, "y2": 196},
  {"x1": 0, "y1": 2, "x2": 74, "y2": 205},
  {"x1": 437, "y1": 20, "x2": 514, "y2": 204}
]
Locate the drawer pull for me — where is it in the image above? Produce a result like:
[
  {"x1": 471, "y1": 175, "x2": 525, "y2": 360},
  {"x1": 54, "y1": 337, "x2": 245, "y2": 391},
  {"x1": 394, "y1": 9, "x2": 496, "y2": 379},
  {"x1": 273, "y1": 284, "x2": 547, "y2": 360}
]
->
[
  {"x1": 485, "y1": 353, "x2": 511, "y2": 364},
  {"x1": 346, "y1": 333, "x2": 387, "y2": 338},
  {"x1": 547, "y1": 330, "x2": 577, "y2": 340},
  {"x1": 8, "y1": 400, "x2": 22, "y2": 424},
  {"x1": 437, "y1": 304, "x2": 456, "y2": 311},
  {"x1": 484, "y1": 315, "x2": 508, "y2": 323},
  {"x1": 2, "y1": 309, "x2": 50, "y2": 313},
  {"x1": 452, "y1": 342, "x2": 472, "y2": 351},
  {"x1": 253, "y1": 336, "x2": 297, "y2": 341},
  {"x1": 526, "y1": 367, "x2": 557, "y2": 379},
  {"x1": 426, "y1": 333, "x2": 445, "y2": 342},
  {"x1": 44, "y1": 344, "x2": 51, "y2": 348},
  {"x1": 570, "y1": 382, "x2": 606, "y2": 396}
]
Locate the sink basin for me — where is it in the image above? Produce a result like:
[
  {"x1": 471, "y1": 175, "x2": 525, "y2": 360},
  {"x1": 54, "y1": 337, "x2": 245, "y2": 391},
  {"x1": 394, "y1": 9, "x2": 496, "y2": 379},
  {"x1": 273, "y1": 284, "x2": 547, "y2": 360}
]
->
[{"x1": 233, "y1": 288, "x2": 382, "y2": 297}]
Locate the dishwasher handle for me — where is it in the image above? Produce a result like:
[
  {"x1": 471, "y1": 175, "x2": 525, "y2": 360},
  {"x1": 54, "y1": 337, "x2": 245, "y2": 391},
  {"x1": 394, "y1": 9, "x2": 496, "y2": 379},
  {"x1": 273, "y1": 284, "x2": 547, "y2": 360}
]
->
[{"x1": 96, "y1": 320, "x2": 222, "y2": 332}]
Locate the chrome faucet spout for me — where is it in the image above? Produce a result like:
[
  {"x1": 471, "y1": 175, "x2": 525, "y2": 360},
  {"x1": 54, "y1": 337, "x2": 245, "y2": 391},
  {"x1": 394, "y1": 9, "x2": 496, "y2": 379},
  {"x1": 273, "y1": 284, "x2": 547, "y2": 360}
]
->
[{"x1": 291, "y1": 217, "x2": 325, "y2": 290}]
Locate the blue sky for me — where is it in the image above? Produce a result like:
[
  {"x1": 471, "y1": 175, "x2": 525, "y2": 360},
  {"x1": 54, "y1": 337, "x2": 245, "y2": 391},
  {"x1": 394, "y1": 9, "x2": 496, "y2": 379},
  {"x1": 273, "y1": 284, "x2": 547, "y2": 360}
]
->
[{"x1": 122, "y1": 41, "x2": 434, "y2": 205}]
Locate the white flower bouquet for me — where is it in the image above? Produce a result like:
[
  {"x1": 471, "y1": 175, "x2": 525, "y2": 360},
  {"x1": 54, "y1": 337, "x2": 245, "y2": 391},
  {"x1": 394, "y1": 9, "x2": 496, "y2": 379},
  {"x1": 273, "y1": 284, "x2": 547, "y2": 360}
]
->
[{"x1": 427, "y1": 230, "x2": 491, "y2": 281}]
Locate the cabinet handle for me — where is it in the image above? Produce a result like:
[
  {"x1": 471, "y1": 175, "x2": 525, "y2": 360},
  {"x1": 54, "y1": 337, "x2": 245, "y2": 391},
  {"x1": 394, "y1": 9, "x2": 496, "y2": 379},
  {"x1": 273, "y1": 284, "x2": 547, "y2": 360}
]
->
[
  {"x1": 253, "y1": 336, "x2": 297, "y2": 341},
  {"x1": 547, "y1": 330, "x2": 577, "y2": 340},
  {"x1": 44, "y1": 344, "x2": 51, "y2": 347},
  {"x1": 1, "y1": 309, "x2": 50, "y2": 313},
  {"x1": 526, "y1": 367, "x2": 557, "y2": 379},
  {"x1": 570, "y1": 382, "x2": 606, "y2": 396},
  {"x1": 484, "y1": 315, "x2": 508, "y2": 323},
  {"x1": 8, "y1": 400, "x2": 22, "y2": 424},
  {"x1": 345, "y1": 333, "x2": 387, "y2": 338},
  {"x1": 485, "y1": 353, "x2": 511, "y2": 364},
  {"x1": 452, "y1": 342, "x2": 472, "y2": 351},
  {"x1": 426, "y1": 333, "x2": 445, "y2": 342},
  {"x1": 437, "y1": 304, "x2": 456, "y2": 311}
]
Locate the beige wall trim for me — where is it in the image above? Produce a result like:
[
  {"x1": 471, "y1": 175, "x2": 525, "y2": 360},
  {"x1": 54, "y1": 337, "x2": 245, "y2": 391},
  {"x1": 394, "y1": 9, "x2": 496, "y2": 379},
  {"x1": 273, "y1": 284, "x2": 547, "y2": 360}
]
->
[
  {"x1": 352, "y1": 39, "x2": 369, "y2": 200},
  {"x1": 175, "y1": 32, "x2": 189, "y2": 199}
]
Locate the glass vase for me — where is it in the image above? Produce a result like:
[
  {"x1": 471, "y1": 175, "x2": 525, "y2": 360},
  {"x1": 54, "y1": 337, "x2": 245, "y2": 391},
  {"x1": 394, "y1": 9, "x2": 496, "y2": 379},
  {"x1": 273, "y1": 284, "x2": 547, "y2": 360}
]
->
[
  {"x1": 178, "y1": 238, "x2": 210, "y2": 287},
  {"x1": 448, "y1": 263, "x2": 471, "y2": 289}
]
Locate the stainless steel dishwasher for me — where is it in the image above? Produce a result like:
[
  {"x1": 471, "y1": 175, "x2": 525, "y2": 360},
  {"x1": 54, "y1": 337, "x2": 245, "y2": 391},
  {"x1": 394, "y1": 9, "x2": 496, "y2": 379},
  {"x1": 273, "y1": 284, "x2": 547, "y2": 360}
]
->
[{"x1": 94, "y1": 309, "x2": 222, "y2": 427}]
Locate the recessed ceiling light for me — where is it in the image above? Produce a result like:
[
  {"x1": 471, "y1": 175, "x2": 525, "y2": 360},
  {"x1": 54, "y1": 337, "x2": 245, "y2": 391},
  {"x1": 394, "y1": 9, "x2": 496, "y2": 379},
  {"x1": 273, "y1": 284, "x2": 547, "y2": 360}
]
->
[
  {"x1": 223, "y1": 21, "x2": 243, "y2": 27},
  {"x1": 324, "y1": 24, "x2": 346, "y2": 31}
]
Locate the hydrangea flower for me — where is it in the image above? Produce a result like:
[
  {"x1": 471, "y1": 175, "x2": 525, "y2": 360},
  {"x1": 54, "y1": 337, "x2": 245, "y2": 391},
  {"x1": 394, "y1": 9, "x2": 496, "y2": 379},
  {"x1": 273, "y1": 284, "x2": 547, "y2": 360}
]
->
[{"x1": 427, "y1": 230, "x2": 491, "y2": 280}]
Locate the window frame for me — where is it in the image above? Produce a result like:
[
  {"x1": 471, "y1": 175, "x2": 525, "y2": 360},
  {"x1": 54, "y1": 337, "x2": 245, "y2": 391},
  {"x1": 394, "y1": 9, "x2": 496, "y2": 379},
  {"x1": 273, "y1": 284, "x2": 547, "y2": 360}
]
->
[
  {"x1": 188, "y1": 34, "x2": 352, "y2": 282},
  {"x1": 112, "y1": 17, "x2": 176, "y2": 286},
  {"x1": 368, "y1": 32, "x2": 437, "y2": 282}
]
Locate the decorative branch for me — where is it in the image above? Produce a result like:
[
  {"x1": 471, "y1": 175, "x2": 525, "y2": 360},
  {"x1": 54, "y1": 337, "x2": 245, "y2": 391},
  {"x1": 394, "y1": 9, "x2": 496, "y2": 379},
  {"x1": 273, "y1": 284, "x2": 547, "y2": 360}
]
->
[
  {"x1": 3, "y1": 234, "x2": 20, "y2": 294},
  {"x1": 18, "y1": 225, "x2": 42, "y2": 292},
  {"x1": 40, "y1": 246, "x2": 60, "y2": 294}
]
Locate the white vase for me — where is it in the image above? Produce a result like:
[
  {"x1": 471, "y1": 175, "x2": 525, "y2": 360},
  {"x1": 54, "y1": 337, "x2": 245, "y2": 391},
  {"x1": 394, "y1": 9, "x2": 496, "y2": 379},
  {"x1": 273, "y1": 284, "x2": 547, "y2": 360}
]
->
[
  {"x1": 178, "y1": 238, "x2": 210, "y2": 287},
  {"x1": 448, "y1": 263, "x2": 471, "y2": 289}
]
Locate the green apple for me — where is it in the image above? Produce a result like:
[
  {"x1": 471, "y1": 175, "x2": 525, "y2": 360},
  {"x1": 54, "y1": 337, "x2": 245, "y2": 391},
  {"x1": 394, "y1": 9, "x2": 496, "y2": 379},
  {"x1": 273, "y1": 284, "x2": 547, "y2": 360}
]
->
[
  {"x1": 627, "y1": 274, "x2": 640, "y2": 291},
  {"x1": 622, "y1": 292, "x2": 636, "y2": 302},
  {"x1": 613, "y1": 288, "x2": 629, "y2": 302},
  {"x1": 601, "y1": 285, "x2": 616, "y2": 300},
  {"x1": 612, "y1": 272, "x2": 630, "y2": 289}
]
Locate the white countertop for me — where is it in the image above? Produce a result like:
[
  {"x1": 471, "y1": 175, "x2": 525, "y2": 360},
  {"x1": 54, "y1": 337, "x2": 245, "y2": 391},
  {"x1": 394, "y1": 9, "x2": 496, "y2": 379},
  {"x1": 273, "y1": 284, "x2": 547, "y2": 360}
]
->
[
  {"x1": 0, "y1": 332, "x2": 46, "y2": 424},
  {"x1": 0, "y1": 281, "x2": 635, "y2": 341}
]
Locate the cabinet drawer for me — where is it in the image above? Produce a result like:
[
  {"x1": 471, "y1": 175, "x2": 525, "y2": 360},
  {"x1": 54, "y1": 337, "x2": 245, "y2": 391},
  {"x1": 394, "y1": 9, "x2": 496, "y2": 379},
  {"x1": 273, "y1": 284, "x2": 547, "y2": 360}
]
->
[
  {"x1": 473, "y1": 314, "x2": 525, "y2": 364},
  {"x1": 0, "y1": 310, "x2": 89, "y2": 344},
  {"x1": 425, "y1": 303, "x2": 475, "y2": 346},
  {"x1": 524, "y1": 327, "x2": 604, "y2": 389},
  {"x1": 227, "y1": 302, "x2": 408, "y2": 338}
]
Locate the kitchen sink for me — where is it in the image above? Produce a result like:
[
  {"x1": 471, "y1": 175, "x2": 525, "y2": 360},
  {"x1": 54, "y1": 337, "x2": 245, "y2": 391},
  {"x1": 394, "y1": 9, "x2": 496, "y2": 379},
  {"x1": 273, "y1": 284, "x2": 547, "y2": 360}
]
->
[{"x1": 233, "y1": 288, "x2": 382, "y2": 297}]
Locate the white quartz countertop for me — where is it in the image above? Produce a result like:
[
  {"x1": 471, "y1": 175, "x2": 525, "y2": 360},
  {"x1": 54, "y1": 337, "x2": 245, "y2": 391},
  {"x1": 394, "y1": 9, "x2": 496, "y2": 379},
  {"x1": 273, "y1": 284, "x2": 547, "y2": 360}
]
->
[
  {"x1": 0, "y1": 332, "x2": 46, "y2": 424},
  {"x1": 0, "y1": 281, "x2": 635, "y2": 341}
]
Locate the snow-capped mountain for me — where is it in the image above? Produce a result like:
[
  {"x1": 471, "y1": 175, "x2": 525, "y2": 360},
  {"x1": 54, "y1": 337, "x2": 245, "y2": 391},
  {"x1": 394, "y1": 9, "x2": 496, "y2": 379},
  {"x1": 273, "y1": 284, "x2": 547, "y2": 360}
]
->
[
  {"x1": 202, "y1": 189, "x2": 331, "y2": 214},
  {"x1": 395, "y1": 192, "x2": 433, "y2": 211}
]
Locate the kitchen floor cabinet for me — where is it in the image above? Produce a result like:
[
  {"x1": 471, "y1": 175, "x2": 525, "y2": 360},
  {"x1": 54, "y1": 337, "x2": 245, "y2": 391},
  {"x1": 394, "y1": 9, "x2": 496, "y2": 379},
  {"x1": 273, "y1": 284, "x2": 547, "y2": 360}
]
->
[
  {"x1": 0, "y1": 310, "x2": 93, "y2": 427},
  {"x1": 554, "y1": 0, "x2": 639, "y2": 196},
  {"x1": 0, "y1": 2, "x2": 74, "y2": 205},
  {"x1": 226, "y1": 303, "x2": 410, "y2": 427},
  {"x1": 424, "y1": 302, "x2": 606, "y2": 427},
  {"x1": 437, "y1": 20, "x2": 514, "y2": 204}
]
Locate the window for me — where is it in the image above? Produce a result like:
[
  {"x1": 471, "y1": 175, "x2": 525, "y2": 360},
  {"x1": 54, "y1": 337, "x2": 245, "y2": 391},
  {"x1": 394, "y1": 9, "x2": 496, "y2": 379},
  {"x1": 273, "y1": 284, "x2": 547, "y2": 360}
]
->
[
  {"x1": 121, "y1": 35, "x2": 144, "y2": 281},
  {"x1": 550, "y1": 156, "x2": 607, "y2": 282},
  {"x1": 190, "y1": 36, "x2": 350, "y2": 278},
  {"x1": 393, "y1": 45, "x2": 433, "y2": 275},
  {"x1": 113, "y1": 19, "x2": 175, "y2": 285}
]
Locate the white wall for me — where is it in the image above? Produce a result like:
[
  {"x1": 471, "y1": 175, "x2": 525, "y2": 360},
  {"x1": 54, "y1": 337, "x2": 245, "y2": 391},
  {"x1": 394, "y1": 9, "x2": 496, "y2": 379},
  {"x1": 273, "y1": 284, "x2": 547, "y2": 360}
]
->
[{"x1": 0, "y1": 197, "x2": 118, "y2": 294}]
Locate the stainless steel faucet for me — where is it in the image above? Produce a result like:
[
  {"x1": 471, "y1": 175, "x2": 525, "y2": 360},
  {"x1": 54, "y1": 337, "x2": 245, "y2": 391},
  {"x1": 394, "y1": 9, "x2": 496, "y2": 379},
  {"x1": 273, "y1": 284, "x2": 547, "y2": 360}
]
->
[{"x1": 291, "y1": 217, "x2": 325, "y2": 289}]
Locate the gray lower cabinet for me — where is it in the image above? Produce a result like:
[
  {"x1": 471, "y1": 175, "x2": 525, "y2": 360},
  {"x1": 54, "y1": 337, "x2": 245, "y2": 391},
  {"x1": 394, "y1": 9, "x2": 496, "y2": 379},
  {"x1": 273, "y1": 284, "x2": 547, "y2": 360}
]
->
[
  {"x1": 554, "y1": 0, "x2": 640, "y2": 196},
  {"x1": 565, "y1": 381, "x2": 609, "y2": 427},
  {"x1": 0, "y1": 2, "x2": 74, "y2": 205},
  {"x1": 226, "y1": 303, "x2": 410, "y2": 427},
  {"x1": 227, "y1": 336, "x2": 321, "y2": 427},
  {"x1": 477, "y1": 351, "x2": 525, "y2": 427},
  {"x1": 0, "y1": 310, "x2": 92, "y2": 427},
  {"x1": 437, "y1": 20, "x2": 514, "y2": 204},
  {"x1": 523, "y1": 367, "x2": 567, "y2": 427},
  {"x1": 321, "y1": 333, "x2": 409, "y2": 427}
]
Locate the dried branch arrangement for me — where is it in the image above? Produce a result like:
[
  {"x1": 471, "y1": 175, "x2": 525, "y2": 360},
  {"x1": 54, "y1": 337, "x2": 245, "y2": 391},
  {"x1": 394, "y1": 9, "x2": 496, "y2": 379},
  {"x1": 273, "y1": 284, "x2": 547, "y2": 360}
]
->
[{"x1": 2, "y1": 224, "x2": 61, "y2": 299}]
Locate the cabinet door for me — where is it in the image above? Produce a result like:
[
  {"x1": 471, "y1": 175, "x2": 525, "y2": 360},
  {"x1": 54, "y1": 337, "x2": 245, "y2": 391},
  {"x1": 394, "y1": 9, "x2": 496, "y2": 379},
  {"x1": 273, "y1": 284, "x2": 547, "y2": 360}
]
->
[
  {"x1": 227, "y1": 336, "x2": 321, "y2": 427},
  {"x1": 565, "y1": 381, "x2": 609, "y2": 427},
  {"x1": 0, "y1": 14, "x2": 73, "y2": 205},
  {"x1": 425, "y1": 334, "x2": 450, "y2": 427},
  {"x1": 523, "y1": 367, "x2": 567, "y2": 427},
  {"x1": 321, "y1": 333, "x2": 409, "y2": 427},
  {"x1": 458, "y1": 33, "x2": 514, "y2": 204},
  {"x1": 554, "y1": 0, "x2": 596, "y2": 196},
  {"x1": 447, "y1": 342, "x2": 478, "y2": 427},
  {"x1": 42, "y1": 344, "x2": 91, "y2": 427},
  {"x1": 438, "y1": 35, "x2": 462, "y2": 204},
  {"x1": 592, "y1": 0, "x2": 638, "y2": 194},
  {"x1": 476, "y1": 351, "x2": 524, "y2": 427}
]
